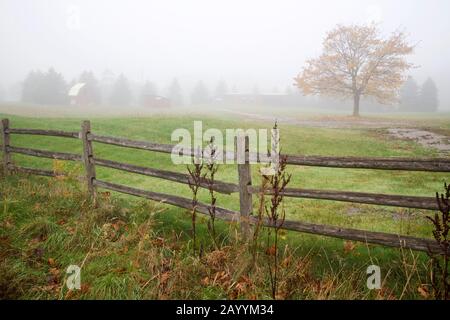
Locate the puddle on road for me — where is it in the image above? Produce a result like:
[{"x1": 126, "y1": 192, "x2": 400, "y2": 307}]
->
[{"x1": 387, "y1": 128, "x2": 450, "y2": 153}]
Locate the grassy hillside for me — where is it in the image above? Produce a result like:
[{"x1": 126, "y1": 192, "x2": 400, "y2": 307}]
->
[{"x1": 0, "y1": 112, "x2": 448, "y2": 299}]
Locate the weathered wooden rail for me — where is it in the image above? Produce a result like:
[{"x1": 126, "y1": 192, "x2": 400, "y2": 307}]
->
[{"x1": 1, "y1": 118, "x2": 449, "y2": 254}]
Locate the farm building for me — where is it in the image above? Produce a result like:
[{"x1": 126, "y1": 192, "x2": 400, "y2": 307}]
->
[
  {"x1": 68, "y1": 82, "x2": 99, "y2": 106},
  {"x1": 140, "y1": 94, "x2": 171, "y2": 108}
]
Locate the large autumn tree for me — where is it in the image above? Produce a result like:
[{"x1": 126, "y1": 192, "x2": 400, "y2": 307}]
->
[{"x1": 295, "y1": 24, "x2": 414, "y2": 116}]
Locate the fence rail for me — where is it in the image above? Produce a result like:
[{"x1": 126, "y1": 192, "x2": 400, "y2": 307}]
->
[
  {"x1": 89, "y1": 133, "x2": 174, "y2": 154},
  {"x1": 1, "y1": 118, "x2": 449, "y2": 254},
  {"x1": 9, "y1": 164, "x2": 58, "y2": 177},
  {"x1": 93, "y1": 179, "x2": 445, "y2": 254},
  {"x1": 248, "y1": 186, "x2": 439, "y2": 211},
  {"x1": 284, "y1": 154, "x2": 450, "y2": 172},
  {"x1": 8, "y1": 146, "x2": 82, "y2": 161},
  {"x1": 93, "y1": 157, "x2": 239, "y2": 194},
  {"x1": 90, "y1": 132, "x2": 450, "y2": 172},
  {"x1": 7, "y1": 128, "x2": 79, "y2": 139}
]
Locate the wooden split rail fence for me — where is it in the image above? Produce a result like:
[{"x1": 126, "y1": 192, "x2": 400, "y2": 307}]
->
[{"x1": 1, "y1": 118, "x2": 450, "y2": 254}]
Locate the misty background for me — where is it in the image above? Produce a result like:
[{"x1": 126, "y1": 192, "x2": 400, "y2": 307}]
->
[{"x1": 0, "y1": 0, "x2": 449, "y2": 110}]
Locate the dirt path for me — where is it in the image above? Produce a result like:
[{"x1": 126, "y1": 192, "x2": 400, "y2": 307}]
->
[
  {"x1": 220, "y1": 108, "x2": 450, "y2": 154},
  {"x1": 219, "y1": 108, "x2": 408, "y2": 128},
  {"x1": 387, "y1": 128, "x2": 450, "y2": 153}
]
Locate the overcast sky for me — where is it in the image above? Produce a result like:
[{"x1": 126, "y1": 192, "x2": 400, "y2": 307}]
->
[{"x1": 1, "y1": 0, "x2": 449, "y2": 107}]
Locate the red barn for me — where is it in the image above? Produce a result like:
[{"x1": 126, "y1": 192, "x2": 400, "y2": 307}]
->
[{"x1": 68, "y1": 83, "x2": 91, "y2": 105}]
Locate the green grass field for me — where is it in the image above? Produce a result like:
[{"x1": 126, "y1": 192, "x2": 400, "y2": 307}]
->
[{"x1": 1, "y1": 109, "x2": 449, "y2": 299}]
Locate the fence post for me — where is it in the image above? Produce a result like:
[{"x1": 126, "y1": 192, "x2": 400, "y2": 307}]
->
[
  {"x1": 80, "y1": 120, "x2": 96, "y2": 199},
  {"x1": 237, "y1": 134, "x2": 253, "y2": 240},
  {"x1": 1, "y1": 119, "x2": 11, "y2": 176}
]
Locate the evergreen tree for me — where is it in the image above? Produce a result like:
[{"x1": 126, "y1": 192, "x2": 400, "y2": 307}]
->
[
  {"x1": 22, "y1": 70, "x2": 42, "y2": 103},
  {"x1": 44, "y1": 68, "x2": 67, "y2": 105},
  {"x1": 139, "y1": 81, "x2": 158, "y2": 106},
  {"x1": 400, "y1": 76, "x2": 419, "y2": 111},
  {"x1": 167, "y1": 78, "x2": 182, "y2": 106},
  {"x1": 419, "y1": 77, "x2": 438, "y2": 112},
  {"x1": 191, "y1": 81, "x2": 209, "y2": 105},
  {"x1": 79, "y1": 71, "x2": 101, "y2": 104},
  {"x1": 214, "y1": 80, "x2": 228, "y2": 98},
  {"x1": 110, "y1": 74, "x2": 132, "y2": 106},
  {"x1": 100, "y1": 69, "x2": 115, "y2": 105},
  {"x1": 22, "y1": 68, "x2": 67, "y2": 105},
  {"x1": 141, "y1": 81, "x2": 158, "y2": 96}
]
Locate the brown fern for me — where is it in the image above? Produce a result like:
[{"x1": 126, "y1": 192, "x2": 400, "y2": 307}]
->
[{"x1": 427, "y1": 182, "x2": 450, "y2": 300}]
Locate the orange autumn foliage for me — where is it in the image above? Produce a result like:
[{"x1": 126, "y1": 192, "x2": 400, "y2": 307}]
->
[{"x1": 294, "y1": 24, "x2": 414, "y2": 116}]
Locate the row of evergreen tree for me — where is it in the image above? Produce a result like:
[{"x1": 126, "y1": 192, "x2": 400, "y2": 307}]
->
[
  {"x1": 22, "y1": 68, "x2": 134, "y2": 106},
  {"x1": 20, "y1": 68, "x2": 233, "y2": 106},
  {"x1": 20, "y1": 68, "x2": 440, "y2": 111},
  {"x1": 22, "y1": 68, "x2": 67, "y2": 105},
  {"x1": 400, "y1": 76, "x2": 439, "y2": 112}
]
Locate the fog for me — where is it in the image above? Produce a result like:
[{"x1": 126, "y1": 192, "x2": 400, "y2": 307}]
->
[{"x1": 1, "y1": 0, "x2": 449, "y2": 109}]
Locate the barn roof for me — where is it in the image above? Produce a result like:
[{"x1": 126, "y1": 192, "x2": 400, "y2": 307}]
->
[{"x1": 68, "y1": 83, "x2": 86, "y2": 97}]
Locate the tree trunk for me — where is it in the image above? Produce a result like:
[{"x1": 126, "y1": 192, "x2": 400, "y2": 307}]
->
[{"x1": 353, "y1": 93, "x2": 360, "y2": 117}]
